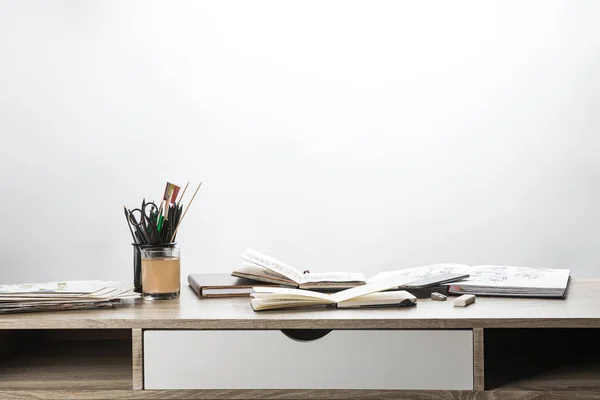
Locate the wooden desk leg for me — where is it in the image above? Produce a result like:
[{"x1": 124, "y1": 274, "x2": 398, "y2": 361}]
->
[
  {"x1": 473, "y1": 328, "x2": 484, "y2": 390},
  {"x1": 132, "y1": 329, "x2": 144, "y2": 390}
]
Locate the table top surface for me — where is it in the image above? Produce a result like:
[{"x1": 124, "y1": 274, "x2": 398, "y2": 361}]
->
[{"x1": 1, "y1": 279, "x2": 598, "y2": 329}]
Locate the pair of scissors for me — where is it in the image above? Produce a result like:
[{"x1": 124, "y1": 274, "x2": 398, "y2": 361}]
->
[{"x1": 128, "y1": 200, "x2": 161, "y2": 244}]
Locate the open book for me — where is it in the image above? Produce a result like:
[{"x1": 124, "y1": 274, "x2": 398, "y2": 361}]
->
[
  {"x1": 233, "y1": 248, "x2": 366, "y2": 289},
  {"x1": 368, "y1": 264, "x2": 571, "y2": 298},
  {"x1": 250, "y1": 274, "x2": 417, "y2": 311}
]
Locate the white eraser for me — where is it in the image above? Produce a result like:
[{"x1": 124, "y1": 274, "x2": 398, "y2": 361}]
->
[
  {"x1": 453, "y1": 294, "x2": 476, "y2": 307},
  {"x1": 431, "y1": 292, "x2": 447, "y2": 301}
]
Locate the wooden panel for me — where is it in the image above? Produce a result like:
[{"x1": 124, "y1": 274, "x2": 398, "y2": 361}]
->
[
  {"x1": 0, "y1": 279, "x2": 596, "y2": 330},
  {"x1": 42, "y1": 329, "x2": 131, "y2": 341},
  {"x1": 132, "y1": 329, "x2": 143, "y2": 390},
  {"x1": 1, "y1": 390, "x2": 600, "y2": 399},
  {"x1": 0, "y1": 339, "x2": 132, "y2": 390},
  {"x1": 144, "y1": 330, "x2": 473, "y2": 390},
  {"x1": 473, "y1": 327, "x2": 485, "y2": 390},
  {"x1": 497, "y1": 363, "x2": 600, "y2": 391}
]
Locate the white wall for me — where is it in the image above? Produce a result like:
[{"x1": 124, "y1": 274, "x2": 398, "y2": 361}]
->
[{"x1": 0, "y1": 0, "x2": 599, "y2": 284}]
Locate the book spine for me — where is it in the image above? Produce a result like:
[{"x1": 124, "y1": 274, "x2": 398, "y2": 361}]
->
[{"x1": 187, "y1": 276, "x2": 202, "y2": 297}]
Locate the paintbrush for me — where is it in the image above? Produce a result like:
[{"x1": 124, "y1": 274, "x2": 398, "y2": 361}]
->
[{"x1": 170, "y1": 182, "x2": 202, "y2": 242}]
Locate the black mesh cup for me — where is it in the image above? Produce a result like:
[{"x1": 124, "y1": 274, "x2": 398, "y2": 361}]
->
[{"x1": 132, "y1": 243, "x2": 176, "y2": 293}]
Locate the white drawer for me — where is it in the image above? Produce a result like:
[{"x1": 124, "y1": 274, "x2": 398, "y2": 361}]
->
[{"x1": 144, "y1": 330, "x2": 473, "y2": 390}]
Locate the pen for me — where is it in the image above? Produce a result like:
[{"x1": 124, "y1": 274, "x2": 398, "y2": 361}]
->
[{"x1": 124, "y1": 206, "x2": 138, "y2": 244}]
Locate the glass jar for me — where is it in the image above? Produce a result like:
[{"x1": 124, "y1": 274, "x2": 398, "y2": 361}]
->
[{"x1": 140, "y1": 247, "x2": 180, "y2": 300}]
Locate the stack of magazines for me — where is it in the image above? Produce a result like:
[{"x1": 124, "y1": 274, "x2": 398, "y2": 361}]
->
[{"x1": 0, "y1": 281, "x2": 139, "y2": 314}]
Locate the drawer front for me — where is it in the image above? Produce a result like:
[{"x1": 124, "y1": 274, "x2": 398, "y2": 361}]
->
[{"x1": 144, "y1": 330, "x2": 473, "y2": 390}]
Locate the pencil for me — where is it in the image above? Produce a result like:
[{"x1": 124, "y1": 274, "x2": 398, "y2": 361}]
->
[{"x1": 176, "y1": 181, "x2": 190, "y2": 206}]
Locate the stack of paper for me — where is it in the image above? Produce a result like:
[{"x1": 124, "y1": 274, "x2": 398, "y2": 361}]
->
[{"x1": 0, "y1": 281, "x2": 139, "y2": 314}]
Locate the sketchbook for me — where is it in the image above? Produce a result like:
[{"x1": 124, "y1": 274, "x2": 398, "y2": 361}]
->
[
  {"x1": 368, "y1": 264, "x2": 571, "y2": 298},
  {"x1": 234, "y1": 248, "x2": 365, "y2": 289},
  {"x1": 250, "y1": 274, "x2": 417, "y2": 311}
]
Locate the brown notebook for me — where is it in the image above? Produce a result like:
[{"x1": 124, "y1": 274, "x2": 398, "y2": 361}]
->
[{"x1": 187, "y1": 273, "x2": 278, "y2": 298}]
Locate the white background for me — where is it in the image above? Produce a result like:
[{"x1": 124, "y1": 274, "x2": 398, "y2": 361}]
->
[{"x1": 0, "y1": 0, "x2": 599, "y2": 284}]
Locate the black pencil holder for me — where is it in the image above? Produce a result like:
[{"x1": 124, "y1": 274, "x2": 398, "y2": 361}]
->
[{"x1": 132, "y1": 243, "x2": 176, "y2": 293}]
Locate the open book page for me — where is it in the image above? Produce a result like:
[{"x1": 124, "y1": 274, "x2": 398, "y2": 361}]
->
[
  {"x1": 298, "y1": 272, "x2": 366, "y2": 285},
  {"x1": 456, "y1": 266, "x2": 571, "y2": 289},
  {"x1": 338, "y1": 291, "x2": 417, "y2": 308},
  {"x1": 250, "y1": 287, "x2": 334, "y2": 311},
  {"x1": 250, "y1": 277, "x2": 416, "y2": 311},
  {"x1": 252, "y1": 286, "x2": 333, "y2": 301},
  {"x1": 239, "y1": 248, "x2": 302, "y2": 283},
  {"x1": 330, "y1": 274, "x2": 419, "y2": 303},
  {"x1": 250, "y1": 299, "x2": 330, "y2": 311},
  {"x1": 232, "y1": 262, "x2": 297, "y2": 285},
  {"x1": 367, "y1": 264, "x2": 469, "y2": 285}
]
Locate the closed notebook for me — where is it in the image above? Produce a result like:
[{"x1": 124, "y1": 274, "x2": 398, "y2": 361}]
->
[{"x1": 188, "y1": 273, "x2": 278, "y2": 298}]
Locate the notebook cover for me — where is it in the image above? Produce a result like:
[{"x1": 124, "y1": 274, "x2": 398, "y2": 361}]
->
[
  {"x1": 403, "y1": 285, "x2": 449, "y2": 299},
  {"x1": 188, "y1": 273, "x2": 277, "y2": 298}
]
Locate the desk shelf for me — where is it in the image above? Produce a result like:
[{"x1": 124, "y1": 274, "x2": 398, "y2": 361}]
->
[
  {"x1": 485, "y1": 328, "x2": 600, "y2": 391},
  {"x1": 0, "y1": 329, "x2": 132, "y2": 390}
]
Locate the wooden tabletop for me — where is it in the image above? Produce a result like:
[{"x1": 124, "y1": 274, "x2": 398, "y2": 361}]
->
[{"x1": 1, "y1": 279, "x2": 598, "y2": 330}]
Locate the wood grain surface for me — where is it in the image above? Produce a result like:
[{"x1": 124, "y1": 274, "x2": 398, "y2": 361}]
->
[
  {"x1": 473, "y1": 327, "x2": 485, "y2": 390},
  {"x1": 497, "y1": 363, "x2": 600, "y2": 391},
  {"x1": 0, "y1": 279, "x2": 596, "y2": 330},
  {"x1": 0, "y1": 389, "x2": 599, "y2": 399},
  {"x1": 132, "y1": 329, "x2": 143, "y2": 390},
  {"x1": 0, "y1": 339, "x2": 132, "y2": 390}
]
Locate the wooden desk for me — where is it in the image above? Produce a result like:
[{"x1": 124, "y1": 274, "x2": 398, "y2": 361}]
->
[{"x1": 0, "y1": 279, "x2": 598, "y2": 399}]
